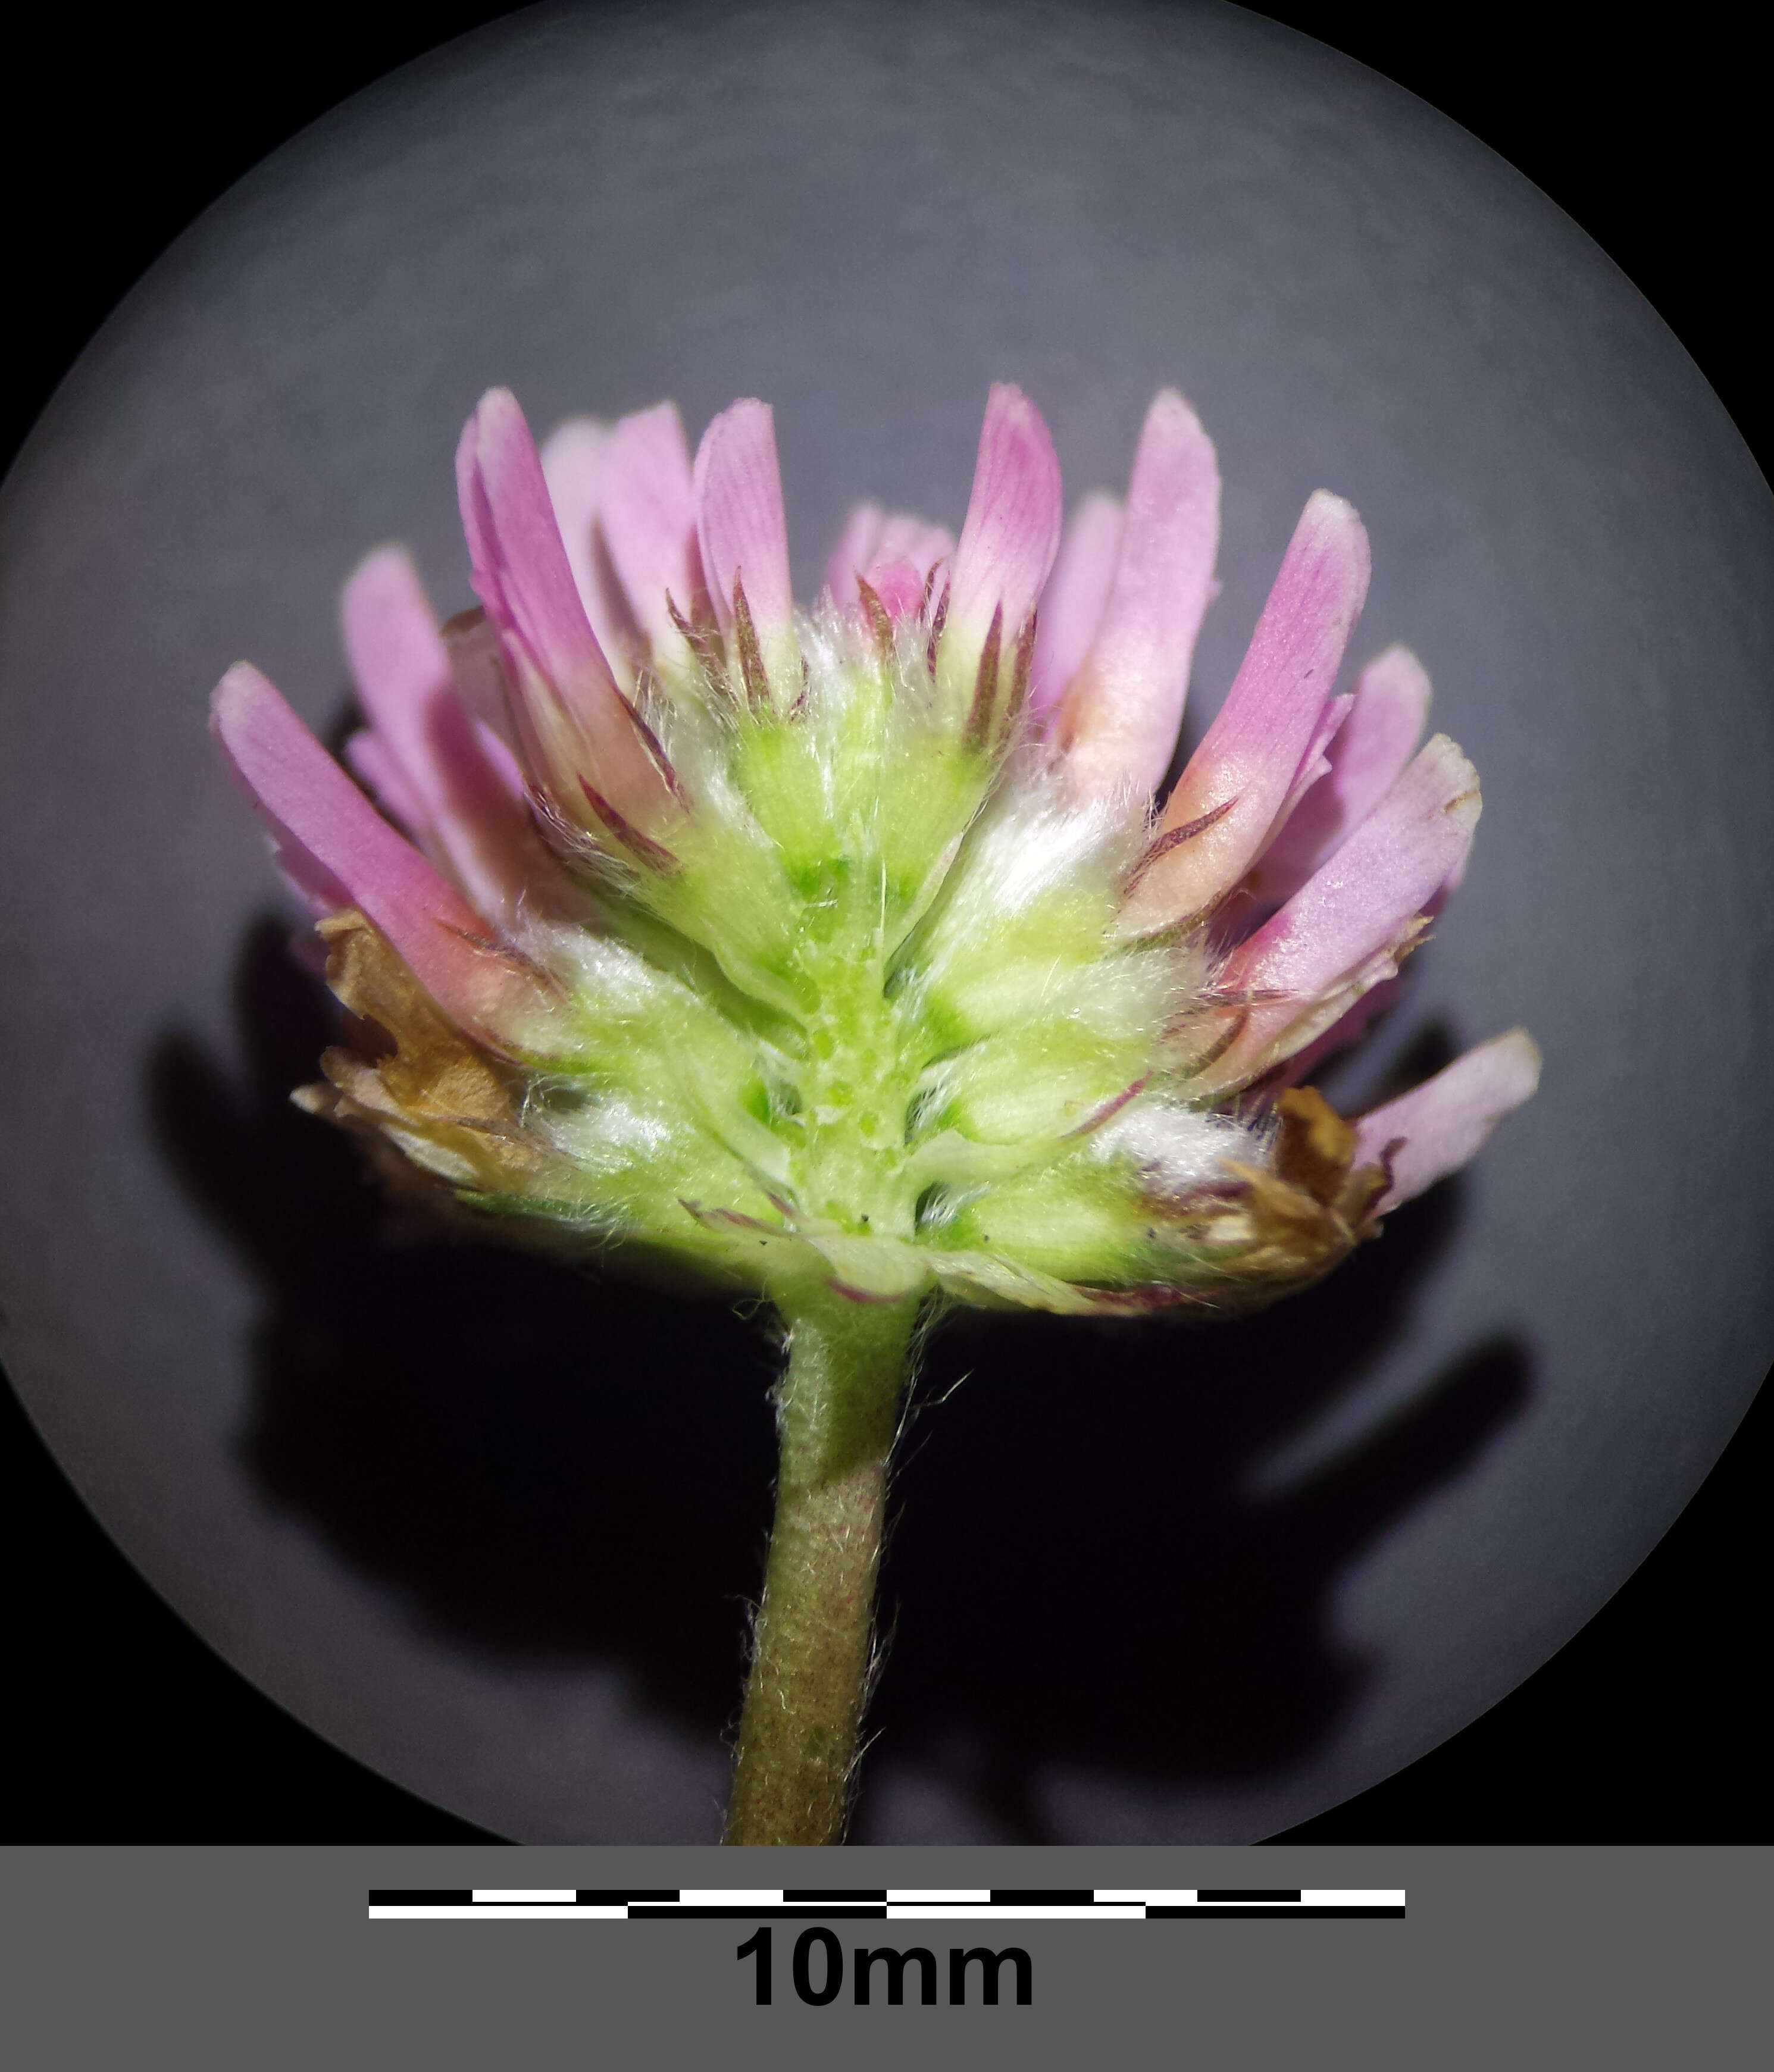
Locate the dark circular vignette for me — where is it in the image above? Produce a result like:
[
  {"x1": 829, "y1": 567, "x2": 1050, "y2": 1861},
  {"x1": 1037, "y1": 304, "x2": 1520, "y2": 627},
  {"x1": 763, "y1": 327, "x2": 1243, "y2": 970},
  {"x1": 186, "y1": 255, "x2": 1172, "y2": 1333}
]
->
[{"x1": 1, "y1": 0, "x2": 1769, "y2": 1843}]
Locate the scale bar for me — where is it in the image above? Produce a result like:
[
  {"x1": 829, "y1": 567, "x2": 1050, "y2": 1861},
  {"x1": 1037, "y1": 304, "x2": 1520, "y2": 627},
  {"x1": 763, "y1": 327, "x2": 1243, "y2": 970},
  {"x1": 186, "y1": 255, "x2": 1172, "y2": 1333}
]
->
[
  {"x1": 1147, "y1": 1905, "x2": 1404, "y2": 1920},
  {"x1": 630, "y1": 1905, "x2": 890, "y2": 1920},
  {"x1": 370, "y1": 1886, "x2": 1404, "y2": 1922}
]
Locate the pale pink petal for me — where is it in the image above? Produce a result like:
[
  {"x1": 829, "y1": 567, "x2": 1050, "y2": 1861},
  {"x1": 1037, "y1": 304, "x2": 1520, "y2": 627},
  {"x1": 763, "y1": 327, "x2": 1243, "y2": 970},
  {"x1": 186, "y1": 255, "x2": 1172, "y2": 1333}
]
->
[
  {"x1": 1123, "y1": 490, "x2": 1371, "y2": 931},
  {"x1": 1440, "y1": 831, "x2": 1474, "y2": 896},
  {"x1": 458, "y1": 390, "x2": 614, "y2": 696},
  {"x1": 1054, "y1": 390, "x2": 1221, "y2": 795},
  {"x1": 441, "y1": 608, "x2": 517, "y2": 749},
  {"x1": 1273, "y1": 968, "x2": 1409, "y2": 1088},
  {"x1": 827, "y1": 505, "x2": 953, "y2": 620},
  {"x1": 1197, "y1": 733, "x2": 1480, "y2": 1088},
  {"x1": 211, "y1": 664, "x2": 548, "y2": 1039},
  {"x1": 1270, "y1": 872, "x2": 1459, "y2": 1088},
  {"x1": 1352, "y1": 1030, "x2": 1541, "y2": 1210},
  {"x1": 456, "y1": 389, "x2": 669, "y2": 828},
  {"x1": 474, "y1": 717, "x2": 528, "y2": 802},
  {"x1": 874, "y1": 512, "x2": 955, "y2": 582},
  {"x1": 824, "y1": 502, "x2": 885, "y2": 609},
  {"x1": 537, "y1": 417, "x2": 632, "y2": 666},
  {"x1": 1258, "y1": 690, "x2": 1354, "y2": 885},
  {"x1": 417, "y1": 695, "x2": 578, "y2": 927},
  {"x1": 940, "y1": 384, "x2": 1063, "y2": 703},
  {"x1": 593, "y1": 401, "x2": 706, "y2": 668},
  {"x1": 1247, "y1": 644, "x2": 1432, "y2": 907},
  {"x1": 344, "y1": 728, "x2": 430, "y2": 843},
  {"x1": 341, "y1": 547, "x2": 564, "y2": 927},
  {"x1": 693, "y1": 398, "x2": 799, "y2": 695},
  {"x1": 859, "y1": 557, "x2": 927, "y2": 622},
  {"x1": 1028, "y1": 490, "x2": 1124, "y2": 716},
  {"x1": 342, "y1": 547, "x2": 452, "y2": 750}
]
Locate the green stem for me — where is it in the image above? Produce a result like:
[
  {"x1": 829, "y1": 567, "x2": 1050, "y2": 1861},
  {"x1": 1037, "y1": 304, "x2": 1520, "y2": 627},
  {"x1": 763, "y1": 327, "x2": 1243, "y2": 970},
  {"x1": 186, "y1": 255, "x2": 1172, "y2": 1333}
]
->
[{"x1": 723, "y1": 1287, "x2": 919, "y2": 1846}]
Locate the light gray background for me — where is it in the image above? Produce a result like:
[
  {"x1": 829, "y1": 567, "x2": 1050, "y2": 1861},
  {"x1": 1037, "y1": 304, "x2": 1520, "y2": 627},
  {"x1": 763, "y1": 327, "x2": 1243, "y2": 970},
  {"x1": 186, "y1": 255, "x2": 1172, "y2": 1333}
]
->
[
  {"x1": 4, "y1": 1845, "x2": 1767, "y2": 2068},
  {"x1": 2, "y1": 0, "x2": 1770, "y2": 1842}
]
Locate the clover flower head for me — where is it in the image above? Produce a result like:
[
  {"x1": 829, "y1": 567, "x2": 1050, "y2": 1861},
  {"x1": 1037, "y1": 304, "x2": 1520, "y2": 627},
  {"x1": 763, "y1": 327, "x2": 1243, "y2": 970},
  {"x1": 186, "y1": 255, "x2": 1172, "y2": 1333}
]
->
[
  {"x1": 211, "y1": 376, "x2": 1541, "y2": 1844},
  {"x1": 213, "y1": 381, "x2": 1537, "y2": 1317}
]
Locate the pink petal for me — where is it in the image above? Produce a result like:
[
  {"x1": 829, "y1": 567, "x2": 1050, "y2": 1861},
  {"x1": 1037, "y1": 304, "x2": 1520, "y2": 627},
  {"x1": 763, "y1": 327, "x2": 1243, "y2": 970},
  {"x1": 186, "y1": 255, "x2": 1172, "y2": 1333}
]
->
[
  {"x1": 693, "y1": 398, "x2": 799, "y2": 695},
  {"x1": 537, "y1": 416, "x2": 633, "y2": 667},
  {"x1": 341, "y1": 547, "x2": 563, "y2": 927},
  {"x1": 859, "y1": 557, "x2": 927, "y2": 622},
  {"x1": 1247, "y1": 644, "x2": 1432, "y2": 907},
  {"x1": 1199, "y1": 733, "x2": 1481, "y2": 1088},
  {"x1": 440, "y1": 608, "x2": 517, "y2": 748},
  {"x1": 1053, "y1": 390, "x2": 1221, "y2": 796},
  {"x1": 827, "y1": 505, "x2": 954, "y2": 619},
  {"x1": 1440, "y1": 830, "x2": 1475, "y2": 897},
  {"x1": 458, "y1": 390, "x2": 614, "y2": 698},
  {"x1": 1268, "y1": 872, "x2": 1455, "y2": 1089},
  {"x1": 1123, "y1": 490, "x2": 1371, "y2": 931},
  {"x1": 344, "y1": 728, "x2": 431, "y2": 843},
  {"x1": 341, "y1": 548, "x2": 453, "y2": 750},
  {"x1": 875, "y1": 512, "x2": 955, "y2": 583},
  {"x1": 1261, "y1": 690, "x2": 1354, "y2": 877},
  {"x1": 456, "y1": 389, "x2": 669, "y2": 827},
  {"x1": 593, "y1": 400, "x2": 706, "y2": 668},
  {"x1": 473, "y1": 716, "x2": 529, "y2": 802},
  {"x1": 211, "y1": 663, "x2": 549, "y2": 1039},
  {"x1": 1352, "y1": 1029, "x2": 1541, "y2": 1210},
  {"x1": 1273, "y1": 967, "x2": 1409, "y2": 1088},
  {"x1": 940, "y1": 383, "x2": 1063, "y2": 700},
  {"x1": 824, "y1": 502, "x2": 885, "y2": 609},
  {"x1": 1028, "y1": 490, "x2": 1124, "y2": 716}
]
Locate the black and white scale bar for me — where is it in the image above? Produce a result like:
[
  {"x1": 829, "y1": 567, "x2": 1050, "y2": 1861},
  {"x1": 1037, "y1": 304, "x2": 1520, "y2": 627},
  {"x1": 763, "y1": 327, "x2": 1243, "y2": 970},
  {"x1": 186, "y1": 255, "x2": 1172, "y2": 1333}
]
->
[{"x1": 368, "y1": 1887, "x2": 1404, "y2": 1921}]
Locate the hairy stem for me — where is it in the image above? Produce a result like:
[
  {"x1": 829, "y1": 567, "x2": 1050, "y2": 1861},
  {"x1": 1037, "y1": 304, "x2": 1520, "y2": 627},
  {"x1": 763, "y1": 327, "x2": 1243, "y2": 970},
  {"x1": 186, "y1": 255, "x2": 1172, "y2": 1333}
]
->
[{"x1": 723, "y1": 1288, "x2": 919, "y2": 1845}]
